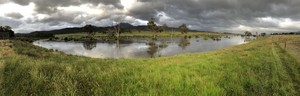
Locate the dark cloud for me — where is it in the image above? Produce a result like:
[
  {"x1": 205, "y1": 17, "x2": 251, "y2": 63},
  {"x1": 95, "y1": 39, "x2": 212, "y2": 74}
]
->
[
  {"x1": 10, "y1": 0, "x2": 122, "y2": 13},
  {"x1": 1, "y1": 0, "x2": 300, "y2": 33}
]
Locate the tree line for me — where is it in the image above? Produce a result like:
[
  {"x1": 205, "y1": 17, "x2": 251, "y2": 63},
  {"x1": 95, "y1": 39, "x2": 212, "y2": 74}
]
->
[
  {"x1": 147, "y1": 18, "x2": 189, "y2": 35},
  {"x1": 83, "y1": 17, "x2": 190, "y2": 39}
]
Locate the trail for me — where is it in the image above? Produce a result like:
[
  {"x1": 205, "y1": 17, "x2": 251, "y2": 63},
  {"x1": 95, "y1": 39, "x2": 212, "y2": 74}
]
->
[{"x1": 272, "y1": 42, "x2": 300, "y2": 95}]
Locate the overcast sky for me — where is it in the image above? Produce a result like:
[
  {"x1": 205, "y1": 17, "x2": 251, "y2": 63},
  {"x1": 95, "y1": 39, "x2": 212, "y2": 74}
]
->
[{"x1": 0, "y1": 0, "x2": 300, "y2": 33}]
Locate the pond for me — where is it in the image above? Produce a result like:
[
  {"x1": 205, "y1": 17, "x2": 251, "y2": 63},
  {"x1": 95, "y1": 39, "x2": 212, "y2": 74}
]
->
[{"x1": 33, "y1": 36, "x2": 254, "y2": 58}]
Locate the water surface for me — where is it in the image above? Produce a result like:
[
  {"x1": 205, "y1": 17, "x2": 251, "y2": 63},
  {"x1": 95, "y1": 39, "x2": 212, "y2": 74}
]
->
[{"x1": 33, "y1": 36, "x2": 254, "y2": 58}]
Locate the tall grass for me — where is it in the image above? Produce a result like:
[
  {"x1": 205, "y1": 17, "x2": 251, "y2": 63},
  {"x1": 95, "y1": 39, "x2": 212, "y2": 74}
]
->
[{"x1": 0, "y1": 36, "x2": 299, "y2": 95}]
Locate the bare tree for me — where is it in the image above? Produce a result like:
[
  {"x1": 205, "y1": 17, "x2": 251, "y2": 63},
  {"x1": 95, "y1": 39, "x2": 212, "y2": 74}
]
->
[{"x1": 107, "y1": 15, "x2": 125, "y2": 40}]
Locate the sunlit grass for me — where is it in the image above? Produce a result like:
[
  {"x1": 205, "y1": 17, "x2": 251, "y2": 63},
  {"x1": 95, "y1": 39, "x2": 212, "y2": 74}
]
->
[{"x1": 0, "y1": 35, "x2": 299, "y2": 95}]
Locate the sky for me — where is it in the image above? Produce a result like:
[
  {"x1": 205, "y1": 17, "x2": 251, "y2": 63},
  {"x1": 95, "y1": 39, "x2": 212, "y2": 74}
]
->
[{"x1": 0, "y1": 0, "x2": 300, "y2": 33}]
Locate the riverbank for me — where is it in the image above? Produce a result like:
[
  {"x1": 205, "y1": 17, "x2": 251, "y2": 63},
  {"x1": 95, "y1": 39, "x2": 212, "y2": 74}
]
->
[
  {"x1": 54, "y1": 31, "x2": 231, "y2": 41},
  {"x1": 0, "y1": 35, "x2": 299, "y2": 95}
]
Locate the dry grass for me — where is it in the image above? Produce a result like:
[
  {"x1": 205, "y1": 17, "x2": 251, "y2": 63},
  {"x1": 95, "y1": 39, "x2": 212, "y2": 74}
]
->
[{"x1": 271, "y1": 35, "x2": 300, "y2": 63}]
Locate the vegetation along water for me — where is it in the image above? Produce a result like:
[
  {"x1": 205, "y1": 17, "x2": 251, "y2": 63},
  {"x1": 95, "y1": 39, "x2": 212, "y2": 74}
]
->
[{"x1": 0, "y1": 35, "x2": 299, "y2": 95}]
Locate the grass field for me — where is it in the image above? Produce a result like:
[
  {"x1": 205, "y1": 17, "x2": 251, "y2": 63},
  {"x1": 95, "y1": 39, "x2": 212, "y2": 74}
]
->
[{"x1": 0, "y1": 35, "x2": 299, "y2": 95}]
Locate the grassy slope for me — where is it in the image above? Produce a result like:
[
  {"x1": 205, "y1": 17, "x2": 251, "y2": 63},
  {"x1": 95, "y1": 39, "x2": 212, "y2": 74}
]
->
[{"x1": 0, "y1": 36, "x2": 299, "y2": 95}]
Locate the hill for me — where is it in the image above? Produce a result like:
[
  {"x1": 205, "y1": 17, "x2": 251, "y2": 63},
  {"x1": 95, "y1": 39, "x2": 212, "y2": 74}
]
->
[{"x1": 16, "y1": 23, "x2": 203, "y2": 38}]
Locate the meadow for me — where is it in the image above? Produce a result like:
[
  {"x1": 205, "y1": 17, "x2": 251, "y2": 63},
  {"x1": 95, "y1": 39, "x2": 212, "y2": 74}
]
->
[{"x1": 0, "y1": 35, "x2": 299, "y2": 95}]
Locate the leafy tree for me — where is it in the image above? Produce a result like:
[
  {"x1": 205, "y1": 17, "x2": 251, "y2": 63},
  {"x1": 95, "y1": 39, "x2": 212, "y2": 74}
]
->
[
  {"x1": 83, "y1": 24, "x2": 96, "y2": 37},
  {"x1": 156, "y1": 26, "x2": 164, "y2": 33},
  {"x1": 0, "y1": 25, "x2": 14, "y2": 37},
  {"x1": 261, "y1": 33, "x2": 266, "y2": 36},
  {"x1": 147, "y1": 18, "x2": 157, "y2": 32},
  {"x1": 244, "y1": 31, "x2": 252, "y2": 36},
  {"x1": 179, "y1": 24, "x2": 189, "y2": 34},
  {"x1": 0, "y1": 26, "x2": 11, "y2": 32}
]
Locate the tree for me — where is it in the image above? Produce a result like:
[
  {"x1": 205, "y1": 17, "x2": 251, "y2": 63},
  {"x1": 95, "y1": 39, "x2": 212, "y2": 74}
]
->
[
  {"x1": 261, "y1": 33, "x2": 266, "y2": 36},
  {"x1": 0, "y1": 26, "x2": 12, "y2": 32},
  {"x1": 147, "y1": 18, "x2": 158, "y2": 37},
  {"x1": 162, "y1": 24, "x2": 168, "y2": 32},
  {"x1": 4, "y1": 26, "x2": 11, "y2": 31},
  {"x1": 83, "y1": 24, "x2": 96, "y2": 38},
  {"x1": 107, "y1": 15, "x2": 125, "y2": 40},
  {"x1": 0, "y1": 25, "x2": 14, "y2": 38},
  {"x1": 156, "y1": 26, "x2": 164, "y2": 33},
  {"x1": 179, "y1": 24, "x2": 189, "y2": 34},
  {"x1": 244, "y1": 31, "x2": 252, "y2": 36}
]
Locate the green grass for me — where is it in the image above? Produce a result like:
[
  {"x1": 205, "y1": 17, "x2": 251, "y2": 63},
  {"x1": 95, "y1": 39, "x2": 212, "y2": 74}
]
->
[{"x1": 0, "y1": 36, "x2": 299, "y2": 95}]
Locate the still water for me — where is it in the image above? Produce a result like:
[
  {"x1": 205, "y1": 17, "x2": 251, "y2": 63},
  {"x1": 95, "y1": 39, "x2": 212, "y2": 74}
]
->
[{"x1": 33, "y1": 36, "x2": 253, "y2": 58}]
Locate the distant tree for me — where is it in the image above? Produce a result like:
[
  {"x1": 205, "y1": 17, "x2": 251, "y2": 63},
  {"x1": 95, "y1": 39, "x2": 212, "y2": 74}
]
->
[
  {"x1": 83, "y1": 24, "x2": 96, "y2": 37},
  {"x1": 179, "y1": 24, "x2": 189, "y2": 34},
  {"x1": 0, "y1": 25, "x2": 14, "y2": 38},
  {"x1": 147, "y1": 18, "x2": 158, "y2": 37},
  {"x1": 261, "y1": 33, "x2": 266, "y2": 36},
  {"x1": 107, "y1": 15, "x2": 125, "y2": 40},
  {"x1": 244, "y1": 31, "x2": 252, "y2": 36},
  {"x1": 105, "y1": 24, "x2": 122, "y2": 40},
  {"x1": 106, "y1": 28, "x2": 114, "y2": 37},
  {"x1": 162, "y1": 24, "x2": 168, "y2": 32},
  {"x1": 156, "y1": 26, "x2": 164, "y2": 33}
]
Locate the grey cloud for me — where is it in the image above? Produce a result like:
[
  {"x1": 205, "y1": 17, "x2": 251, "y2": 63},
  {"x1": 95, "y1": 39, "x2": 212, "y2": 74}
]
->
[
  {"x1": 2, "y1": 0, "x2": 300, "y2": 33},
  {"x1": 0, "y1": 17, "x2": 23, "y2": 28},
  {"x1": 5, "y1": 12, "x2": 24, "y2": 19},
  {"x1": 10, "y1": 0, "x2": 122, "y2": 14}
]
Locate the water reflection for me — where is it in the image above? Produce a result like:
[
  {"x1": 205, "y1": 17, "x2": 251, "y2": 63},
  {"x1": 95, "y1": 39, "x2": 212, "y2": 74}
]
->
[
  {"x1": 33, "y1": 36, "x2": 252, "y2": 58},
  {"x1": 83, "y1": 40, "x2": 97, "y2": 50},
  {"x1": 178, "y1": 38, "x2": 191, "y2": 49},
  {"x1": 146, "y1": 41, "x2": 158, "y2": 58},
  {"x1": 243, "y1": 36, "x2": 255, "y2": 42}
]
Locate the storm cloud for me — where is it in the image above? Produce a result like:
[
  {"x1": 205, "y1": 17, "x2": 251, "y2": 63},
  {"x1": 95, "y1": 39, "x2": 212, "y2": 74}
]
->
[{"x1": 0, "y1": 0, "x2": 300, "y2": 33}]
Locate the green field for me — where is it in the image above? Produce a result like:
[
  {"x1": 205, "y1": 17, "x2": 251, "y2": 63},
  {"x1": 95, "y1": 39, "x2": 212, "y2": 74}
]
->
[{"x1": 0, "y1": 35, "x2": 299, "y2": 95}]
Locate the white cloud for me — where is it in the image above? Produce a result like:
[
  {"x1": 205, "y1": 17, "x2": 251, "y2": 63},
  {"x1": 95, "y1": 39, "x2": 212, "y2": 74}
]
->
[
  {"x1": 0, "y1": 2, "x2": 36, "y2": 20},
  {"x1": 279, "y1": 18, "x2": 300, "y2": 29},
  {"x1": 57, "y1": 4, "x2": 104, "y2": 16},
  {"x1": 120, "y1": 0, "x2": 137, "y2": 10}
]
